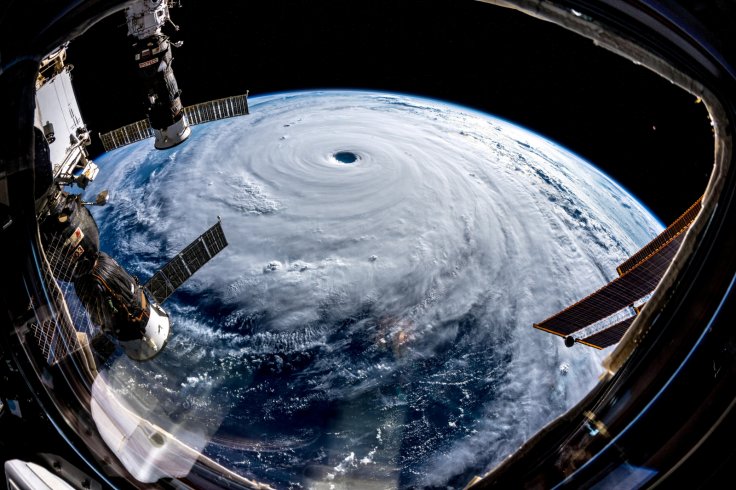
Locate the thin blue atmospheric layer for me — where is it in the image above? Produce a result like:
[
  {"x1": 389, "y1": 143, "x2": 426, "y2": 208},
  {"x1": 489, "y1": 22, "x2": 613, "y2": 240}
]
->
[{"x1": 414, "y1": 90, "x2": 665, "y2": 229}]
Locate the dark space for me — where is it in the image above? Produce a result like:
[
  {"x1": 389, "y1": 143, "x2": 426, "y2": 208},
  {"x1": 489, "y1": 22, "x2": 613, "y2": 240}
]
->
[{"x1": 67, "y1": 0, "x2": 713, "y2": 225}]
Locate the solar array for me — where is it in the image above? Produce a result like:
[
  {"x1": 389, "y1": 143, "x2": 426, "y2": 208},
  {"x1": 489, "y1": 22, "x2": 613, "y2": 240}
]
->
[
  {"x1": 534, "y1": 198, "x2": 702, "y2": 349},
  {"x1": 99, "y1": 119, "x2": 153, "y2": 152},
  {"x1": 534, "y1": 230, "x2": 688, "y2": 337},
  {"x1": 144, "y1": 220, "x2": 228, "y2": 304},
  {"x1": 616, "y1": 198, "x2": 702, "y2": 275},
  {"x1": 99, "y1": 93, "x2": 249, "y2": 152},
  {"x1": 577, "y1": 316, "x2": 637, "y2": 349}
]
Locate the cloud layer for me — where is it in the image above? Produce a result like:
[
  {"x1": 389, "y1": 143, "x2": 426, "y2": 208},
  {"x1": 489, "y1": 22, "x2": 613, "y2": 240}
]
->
[{"x1": 88, "y1": 91, "x2": 662, "y2": 487}]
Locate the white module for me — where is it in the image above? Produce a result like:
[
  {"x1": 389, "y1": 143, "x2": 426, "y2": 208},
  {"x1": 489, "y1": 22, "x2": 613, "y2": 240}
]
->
[
  {"x1": 34, "y1": 46, "x2": 98, "y2": 187},
  {"x1": 125, "y1": 0, "x2": 191, "y2": 149},
  {"x1": 125, "y1": 0, "x2": 170, "y2": 40}
]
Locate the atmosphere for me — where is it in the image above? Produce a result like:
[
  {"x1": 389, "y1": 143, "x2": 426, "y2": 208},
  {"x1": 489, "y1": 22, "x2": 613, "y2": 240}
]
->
[
  {"x1": 85, "y1": 91, "x2": 661, "y2": 487},
  {"x1": 67, "y1": 0, "x2": 713, "y2": 224}
]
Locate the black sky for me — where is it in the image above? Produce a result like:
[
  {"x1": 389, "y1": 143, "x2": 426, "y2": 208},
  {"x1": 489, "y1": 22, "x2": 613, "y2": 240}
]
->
[{"x1": 66, "y1": 0, "x2": 713, "y2": 225}]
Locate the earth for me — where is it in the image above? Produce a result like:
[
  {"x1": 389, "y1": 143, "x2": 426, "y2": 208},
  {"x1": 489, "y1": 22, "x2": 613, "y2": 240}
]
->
[{"x1": 84, "y1": 90, "x2": 662, "y2": 488}]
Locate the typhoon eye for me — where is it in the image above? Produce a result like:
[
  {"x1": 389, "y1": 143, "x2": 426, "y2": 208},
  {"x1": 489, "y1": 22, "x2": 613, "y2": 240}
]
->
[{"x1": 333, "y1": 151, "x2": 359, "y2": 164}]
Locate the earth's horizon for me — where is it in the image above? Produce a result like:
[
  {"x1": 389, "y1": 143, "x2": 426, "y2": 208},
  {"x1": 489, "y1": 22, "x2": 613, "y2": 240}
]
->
[{"x1": 84, "y1": 89, "x2": 662, "y2": 488}]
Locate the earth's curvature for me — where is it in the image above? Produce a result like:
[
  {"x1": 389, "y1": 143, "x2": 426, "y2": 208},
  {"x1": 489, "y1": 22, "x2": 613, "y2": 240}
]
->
[{"x1": 85, "y1": 90, "x2": 662, "y2": 488}]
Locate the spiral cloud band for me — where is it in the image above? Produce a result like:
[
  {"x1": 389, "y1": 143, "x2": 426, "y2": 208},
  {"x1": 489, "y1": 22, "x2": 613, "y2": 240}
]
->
[{"x1": 89, "y1": 91, "x2": 662, "y2": 487}]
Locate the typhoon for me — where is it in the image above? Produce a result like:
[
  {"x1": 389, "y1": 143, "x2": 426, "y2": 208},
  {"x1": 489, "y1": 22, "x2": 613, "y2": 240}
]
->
[{"x1": 85, "y1": 90, "x2": 662, "y2": 488}]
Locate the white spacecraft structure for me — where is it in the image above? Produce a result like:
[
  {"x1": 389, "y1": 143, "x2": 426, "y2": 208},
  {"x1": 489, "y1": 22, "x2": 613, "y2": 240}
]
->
[
  {"x1": 93, "y1": 0, "x2": 249, "y2": 152},
  {"x1": 13, "y1": 3, "x2": 270, "y2": 487},
  {"x1": 125, "y1": 0, "x2": 191, "y2": 149},
  {"x1": 34, "y1": 46, "x2": 99, "y2": 189},
  {"x1": 25, "y1": 40, "x2": 239, "y2": 487},
  {"x1": 115, "y1": 1, "x2": 249, "y2": 151},
  {"x1": 31, "y1": 2, "x2": 241, "y2": 364}
]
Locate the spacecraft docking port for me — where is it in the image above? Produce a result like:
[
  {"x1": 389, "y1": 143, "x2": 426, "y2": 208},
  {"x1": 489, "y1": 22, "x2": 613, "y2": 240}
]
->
[
  {"x1": 125, "y1": 0, "x2": 191, "y2": 149},
  {"x1": 29, "y1": 36, "x2": 229, "y2": 364}
]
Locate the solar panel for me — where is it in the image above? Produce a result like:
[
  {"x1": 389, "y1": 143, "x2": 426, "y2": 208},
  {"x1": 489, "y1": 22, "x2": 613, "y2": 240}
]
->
[
  {"x1": 100, "y1": 94, "x2": 250, "y2": 151},
  {"x1": 576, "y1": 316, "x2": 637, "y2": 349},
  {"x1": 533, "y1": 229, "x2": 687, "y2": 337},
  {"x1": 616, "y1": 197, "x2": 701, "y2": 275},
  {"x1": 144, "y1": 220, "x2": 228, "y2": 304}
]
